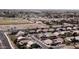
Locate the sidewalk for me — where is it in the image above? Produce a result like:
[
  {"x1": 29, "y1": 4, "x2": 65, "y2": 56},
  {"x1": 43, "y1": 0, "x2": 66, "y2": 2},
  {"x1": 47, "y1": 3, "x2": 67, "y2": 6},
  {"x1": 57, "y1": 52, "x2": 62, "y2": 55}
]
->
[{"x1": 4, "y1": 32, "x2": 18, "y2": 49}]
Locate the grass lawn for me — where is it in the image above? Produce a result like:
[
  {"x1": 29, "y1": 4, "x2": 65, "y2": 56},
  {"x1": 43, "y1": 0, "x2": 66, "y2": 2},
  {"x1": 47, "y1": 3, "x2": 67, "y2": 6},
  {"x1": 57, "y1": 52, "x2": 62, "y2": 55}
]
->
[
  {"x1": 8, "y1": 34, "x2": 18, "y2": 48},
  {"x1": 8, "y1": 35, "x2": 17, "y2": 42}
]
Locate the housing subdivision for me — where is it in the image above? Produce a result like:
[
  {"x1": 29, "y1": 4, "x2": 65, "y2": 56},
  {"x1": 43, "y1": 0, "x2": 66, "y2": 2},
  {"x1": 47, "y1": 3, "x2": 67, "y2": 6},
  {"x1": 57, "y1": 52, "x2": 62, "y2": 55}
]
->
[{"x1": 0, "y1": 9, "x2": 79, "y2": 49}]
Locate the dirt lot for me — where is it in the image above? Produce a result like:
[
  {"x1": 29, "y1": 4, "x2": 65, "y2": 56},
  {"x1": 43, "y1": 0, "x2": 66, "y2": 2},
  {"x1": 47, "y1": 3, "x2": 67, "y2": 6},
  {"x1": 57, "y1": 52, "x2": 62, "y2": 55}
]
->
[{"x1": 0, "y1": 19, "x2": 34, "y2": 25}]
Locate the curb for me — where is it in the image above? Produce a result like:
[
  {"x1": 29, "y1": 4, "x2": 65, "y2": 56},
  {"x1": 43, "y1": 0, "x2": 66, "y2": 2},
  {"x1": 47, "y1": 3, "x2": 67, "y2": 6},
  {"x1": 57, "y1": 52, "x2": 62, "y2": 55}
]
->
[{"x1": 4, "y1": 32, "x2": 14, "y2": 49}]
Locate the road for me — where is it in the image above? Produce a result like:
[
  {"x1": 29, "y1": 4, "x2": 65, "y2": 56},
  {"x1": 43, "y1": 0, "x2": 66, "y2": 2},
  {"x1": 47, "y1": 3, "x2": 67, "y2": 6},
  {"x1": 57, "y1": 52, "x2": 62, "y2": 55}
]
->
[
  {"x1": 0, "y1": 32, "x2": 11, "y2": 49},
  {"x1": 31, "y1": 35, "x2": 48, "y2": 49}
]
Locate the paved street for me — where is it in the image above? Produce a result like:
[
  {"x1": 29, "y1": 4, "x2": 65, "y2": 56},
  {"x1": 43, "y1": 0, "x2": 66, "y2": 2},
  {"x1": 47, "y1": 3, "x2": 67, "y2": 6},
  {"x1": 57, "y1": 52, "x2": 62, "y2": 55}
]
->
[
  {"x1": 0, "y1": 32, "x2": 11, "y2": 49},
  {"x1": 31, "y1": 35, "x2": 48, "y2": 49}
]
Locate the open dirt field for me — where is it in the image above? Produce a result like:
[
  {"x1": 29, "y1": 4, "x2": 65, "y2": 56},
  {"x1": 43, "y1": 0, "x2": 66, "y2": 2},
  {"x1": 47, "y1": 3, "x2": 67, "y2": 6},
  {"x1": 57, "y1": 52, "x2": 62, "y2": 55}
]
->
[{"x1": 0, "y1": 20, "x2": 34, "y2": 25}]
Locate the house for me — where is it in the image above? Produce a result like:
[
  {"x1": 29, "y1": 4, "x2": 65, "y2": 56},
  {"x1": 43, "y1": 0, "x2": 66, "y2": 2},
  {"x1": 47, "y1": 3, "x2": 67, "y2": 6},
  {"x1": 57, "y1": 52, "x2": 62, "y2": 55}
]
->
[
  {"x1": 58, "y1": 28, "x2": 66, "y2": 31},
  {"x1": 53, "y1": 32, "x2": 59, "y2": 36},
  {"x1": 43, "y1": 39, "x2": 53, "y2": 45},
  {"x1": 18, "y1": 40, "x2": 28, "y2": 45},
  {"x1": 72, "y1": 27, "x2": 77, "y2": 30},
  {"x1": 66, "y1": 27, "x2": 72, "y2": 30},
  {"x1": 17, "y1": 36, "x2": 26, "y2": 42},
  {"x1": 29, "y1": 30, "x2": 35, "y2": 33},
  {"x1": 52, "y1": 25, "x2": 62, "y2": 28},
  {"x1": 60, "y1": 28, "x2": 66, "y2": 31},
  {"x1": 27, "y1": 41, "x2": 34, "y2": 45},
  {"x1": 17, "y1": 35, "x2": 32, "y2": 42},
  {"x1": 56, "y1": 28, "x2": 61, "y2": 31},
  {"x1": 48, "y1": 28, "x2": 54, "y2": 32},
  {"x1": 63, "y1": 23, "x2": 73, "y2": 27},
  {"x1": 35, "y1": 21, "x2": 43, "y2": 24},
  {"x1": 16, "y1": 31, "x2": 25, "y2": 37},
  {"x1": 42, "y1": 29, "x2": 48, "y2": 32},
  {"x1": 73, "y1": 30, "x2": 79, "y2": 34},
  {"x1": 44, "y1": 32, "x2": 53, "y2": 37},
  {"x1": 59, "y1": 31, "x2": 65, "y2": 35},
  {"x1": 38, "y1": 33, "x2": 44, "y2": 38},
  {"x1": 17, "y1": 36, "x2": 33, "y2": 46},
  {"x1": 65, "y1": 37, "x2": 74, "y2": 42},
  {"x1": 27, "y1": 41, "x2": 35, "y2": 48},
  {"x1": 53, "y1": 38, "x2": 64, "y2": 44},
  {"x1": 75, "y1": 36, "x2": 79, "y2": 40},
  {"x1": 36, "y1": 29, "x2": 42, "y2": 33}
]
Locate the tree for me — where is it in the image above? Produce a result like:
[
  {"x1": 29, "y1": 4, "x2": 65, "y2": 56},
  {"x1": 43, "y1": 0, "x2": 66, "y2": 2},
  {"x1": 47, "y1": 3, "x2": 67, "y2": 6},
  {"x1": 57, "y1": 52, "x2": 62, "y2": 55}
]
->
[
  {"x1": 70, "y1": 32, "x2": 79, "y2": 48},
  {"x1": 30, "y1": 43, "x2": 41, "y2": 48}
]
